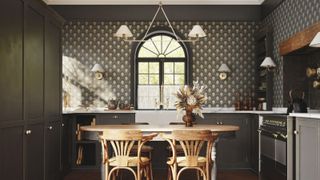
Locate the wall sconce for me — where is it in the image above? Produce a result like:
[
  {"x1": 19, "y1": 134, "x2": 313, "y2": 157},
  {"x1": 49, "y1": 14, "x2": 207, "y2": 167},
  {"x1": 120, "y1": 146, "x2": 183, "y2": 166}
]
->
[
  {"x1": 313, "y1": 80, "x2": 320, "y2": 89},
  {"x1": 260, "y1": 57, "x2": 276, "y2": 71},
  {"x1": 217, "y1": 63, "x2": 231, "y2": 80},
  {"x1": 91, "y1": 64, "x2": 105, "y2": 80},
  {"x1": 306, "y1": 67, "x2": 320, "y2": 78}
]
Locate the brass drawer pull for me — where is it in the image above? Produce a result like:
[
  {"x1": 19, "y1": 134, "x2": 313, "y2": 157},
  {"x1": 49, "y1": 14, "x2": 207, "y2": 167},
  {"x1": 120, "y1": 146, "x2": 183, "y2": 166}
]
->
[{"x1": 112, "y1": 115, "x2": 119, "y2": 119}]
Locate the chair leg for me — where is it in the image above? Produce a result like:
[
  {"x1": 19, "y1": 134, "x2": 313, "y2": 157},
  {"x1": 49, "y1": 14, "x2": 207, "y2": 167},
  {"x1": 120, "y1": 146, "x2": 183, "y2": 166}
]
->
[
  {"x1": 149, "y1": 163, "x2": 153, "y2": 180},
  {"x1": 197, "y1": 169, "x2": 201, "y2": 180},
  {"x1": 167, "y1": 166, "x2": 172, "y2": 180}
]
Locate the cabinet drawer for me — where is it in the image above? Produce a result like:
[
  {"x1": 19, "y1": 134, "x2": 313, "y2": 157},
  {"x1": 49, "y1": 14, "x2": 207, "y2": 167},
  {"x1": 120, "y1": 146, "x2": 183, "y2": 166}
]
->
[{"x1": 95, "y1": 113, "x2": 135, "y2": 125}]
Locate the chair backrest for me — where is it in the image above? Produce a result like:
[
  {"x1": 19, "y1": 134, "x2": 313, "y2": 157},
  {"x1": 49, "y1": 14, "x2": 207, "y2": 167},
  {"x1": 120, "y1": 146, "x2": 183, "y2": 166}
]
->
[
  {"x1": 100, "y1": 129, "x2": 143, "y2": 166},
  {"x1": 171, "y1": 130, "x2": 218, "y2": 166}
]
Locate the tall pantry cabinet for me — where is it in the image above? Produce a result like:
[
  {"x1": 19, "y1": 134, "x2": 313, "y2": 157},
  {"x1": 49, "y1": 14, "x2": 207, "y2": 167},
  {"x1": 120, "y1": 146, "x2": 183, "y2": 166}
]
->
[{"x1": 0, "y1": 0, "x2": 64, "y2": 180}]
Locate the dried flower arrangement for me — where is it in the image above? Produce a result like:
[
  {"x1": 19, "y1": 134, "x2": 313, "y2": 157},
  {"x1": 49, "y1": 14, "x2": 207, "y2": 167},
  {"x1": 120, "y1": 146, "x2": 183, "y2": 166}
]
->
[{"x1": 174, "y1": 81, "x2": 207, "y2": 126}]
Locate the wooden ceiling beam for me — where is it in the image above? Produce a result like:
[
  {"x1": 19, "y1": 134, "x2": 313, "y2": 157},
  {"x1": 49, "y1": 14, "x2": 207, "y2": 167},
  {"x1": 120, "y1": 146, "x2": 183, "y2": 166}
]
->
[{"x1": 279, "y1": 22, "x2": 320, "y2": 56}]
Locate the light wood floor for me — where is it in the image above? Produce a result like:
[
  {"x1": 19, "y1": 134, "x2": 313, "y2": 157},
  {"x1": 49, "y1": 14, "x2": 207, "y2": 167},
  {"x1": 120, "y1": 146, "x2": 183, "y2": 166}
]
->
[{"x1": 64, "y1": 169, "x2": 258, "y2": 180}]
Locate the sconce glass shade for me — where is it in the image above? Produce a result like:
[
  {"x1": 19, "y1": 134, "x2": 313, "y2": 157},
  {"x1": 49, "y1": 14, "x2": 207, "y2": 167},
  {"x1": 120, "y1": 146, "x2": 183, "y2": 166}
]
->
[
  {"x1": 188, "y1": 25, "x2": 206, "y2": 38},
  {"x1": 310, "y1": 32, "x2": 320, "y2": 47},
  {"x1": 114, "y1": 25, "x2": 133, "y2": 38},
  {"x1": 91, "y1": 64, "x2": 105, "y2": 73},
  {"x1": 260, "y1": 57, "x2": 276, "y2": 68},
  {"x1": 218, "y1": 63, "x2": 231, "y2": 72}
]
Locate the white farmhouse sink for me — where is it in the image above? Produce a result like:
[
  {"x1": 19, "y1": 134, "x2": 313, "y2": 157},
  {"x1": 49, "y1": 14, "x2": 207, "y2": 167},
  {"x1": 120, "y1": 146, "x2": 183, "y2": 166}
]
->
[{"x1": 135, "y1": 110, "x2": 182, "y2": 126}]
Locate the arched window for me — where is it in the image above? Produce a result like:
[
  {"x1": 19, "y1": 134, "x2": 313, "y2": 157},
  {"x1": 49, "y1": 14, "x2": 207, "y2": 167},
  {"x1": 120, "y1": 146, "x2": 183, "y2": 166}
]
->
[{"x1": 134, "y1": 32, "x2": 190, "y2": 109}]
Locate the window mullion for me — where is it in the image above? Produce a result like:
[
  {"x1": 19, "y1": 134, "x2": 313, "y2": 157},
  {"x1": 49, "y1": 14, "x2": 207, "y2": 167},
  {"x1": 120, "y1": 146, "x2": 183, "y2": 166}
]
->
[{"x1": 159, "y1": 59, "x2": 164, "y2": 109}]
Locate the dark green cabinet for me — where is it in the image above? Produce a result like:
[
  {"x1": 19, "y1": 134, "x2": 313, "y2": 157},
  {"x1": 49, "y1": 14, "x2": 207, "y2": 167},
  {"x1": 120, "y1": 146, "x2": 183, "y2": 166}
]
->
[
  {"x1": 216, "y1": 117, "x2": 251, "y2": 169},
  {"x1": 61, "y1": 117, "x2": 72, "y2": 176},
  {"x1": 250, "y1": 115, "x2": 260, "y2": 173},
  {"x1": 0, "y1": 0, "x2": 64, "y2": 179},
  {"x1": 45, "y1": 121, "x2": 61, "y2": 180},
  {"x1": 45, "y1": 20, "x2": 61, "y2": 119},
  {"x1": 0, "y1": 0, "x2": 24, "y2": 125},
  {"x1": 25, "y1": 123, "x2": 45, "y2": 180},
  {"x1": 199, "y1": 113, "x2": 252, "y2": 169},
  {"x1": 24, "y1": 5, "x2": 45, "y2": 121},
  {"x1": 0, "y1": 126, "x2": 24, "y2": 180}
]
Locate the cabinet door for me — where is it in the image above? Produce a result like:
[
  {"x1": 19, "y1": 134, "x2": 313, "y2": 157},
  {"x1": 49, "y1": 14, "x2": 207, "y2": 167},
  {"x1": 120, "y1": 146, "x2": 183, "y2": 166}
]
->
[
  {"x1": 25, "y1": 123, "x2": 44, "y2": 180},
  {"x1": 24, "y1": 5, "x2": 45, "y2": 121},
  {"x1": 250, "y1": 115, "x2": 259, "y2": 172},
  {"x1": 45, "y1": 121, "x2": 61, "y2": 180},
  {"x1": 295, "y1": 118, "x2": 320, "y2": 180},
  {"x1": 216, "y1": 117, "x2": 250, "y2": 169},
  {"x1": 0, "y1": 0, "x2": 24, "y2": 124},
  {"x1": 44, "y1": 20, "x2": 61, "y2": 119},
  {"x1": 61, "y1": 118, "x2": 71, "y2": 177},
  {"x1": 0, "y1": 126, "x2": 24, "y2": 180}
]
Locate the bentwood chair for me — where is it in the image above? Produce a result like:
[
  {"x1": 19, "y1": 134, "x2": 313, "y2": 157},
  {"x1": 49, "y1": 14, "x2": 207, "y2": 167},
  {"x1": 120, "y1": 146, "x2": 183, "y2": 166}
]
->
[
  {"x1": 121, "y1": 122, "x2": 154, "y2": 157},
  {"x1": 99, "y1": 129, "x2": 157, "y2": 180},
  {"x1": 162, "y1": 130, "x2": 218, "y2": 180},
  {"x1": 122, "y1": 122, "x2": 155, "y2": 180}
]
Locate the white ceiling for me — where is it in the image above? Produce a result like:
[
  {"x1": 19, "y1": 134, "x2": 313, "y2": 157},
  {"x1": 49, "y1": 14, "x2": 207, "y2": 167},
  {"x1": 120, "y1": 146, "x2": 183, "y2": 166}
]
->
[{"x1": 45, "y1": 0, "x2": 265, "y2": 5}]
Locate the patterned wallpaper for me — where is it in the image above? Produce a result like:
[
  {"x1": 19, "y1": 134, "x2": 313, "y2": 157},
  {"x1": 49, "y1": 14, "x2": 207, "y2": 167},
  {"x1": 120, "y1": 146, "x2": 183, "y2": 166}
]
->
[
  {"x1": 62, "y1": 21, "x2": 258, "y2": 108},
  {"x1": 262, "y1": 0, "x2": 320, "y2": 107}
]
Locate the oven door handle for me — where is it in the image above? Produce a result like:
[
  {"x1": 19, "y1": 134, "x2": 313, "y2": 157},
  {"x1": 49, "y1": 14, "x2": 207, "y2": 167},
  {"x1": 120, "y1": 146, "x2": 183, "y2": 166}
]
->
[
  {"x1": 279, "y1": 133, "x2": 287, "y2": 139},
  {"x1": 259, "y1": 128, "x2": 279, "y2": 138}
]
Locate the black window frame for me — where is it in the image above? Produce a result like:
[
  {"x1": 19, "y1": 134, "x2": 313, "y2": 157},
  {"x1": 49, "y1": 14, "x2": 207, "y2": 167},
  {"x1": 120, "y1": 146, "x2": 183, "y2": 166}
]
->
[{"x1": 131, "y1": 30, "x2": 192, "y2": 110}]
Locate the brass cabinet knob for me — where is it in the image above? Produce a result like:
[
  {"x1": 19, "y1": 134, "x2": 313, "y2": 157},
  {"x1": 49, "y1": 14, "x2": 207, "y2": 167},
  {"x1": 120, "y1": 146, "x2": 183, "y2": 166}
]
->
[
  {"x1": 25, "y1": 130, "x2": 32, "y2": 135},
  {"x1": 294, "y1": 130, "x2": 299, "y2": 135}
]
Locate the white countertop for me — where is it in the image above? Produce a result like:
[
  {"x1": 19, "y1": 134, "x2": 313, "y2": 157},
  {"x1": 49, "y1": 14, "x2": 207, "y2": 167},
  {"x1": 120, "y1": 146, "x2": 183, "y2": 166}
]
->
[
  {"x1": 289, "y1": 113, "x2": 320, "y2": 119},
  {"x1": 63, "y1": 107, "x2": 135, "y2": 114},
  {"x1": 63, "y1": 107, "x2": 287, "y2": 115}
]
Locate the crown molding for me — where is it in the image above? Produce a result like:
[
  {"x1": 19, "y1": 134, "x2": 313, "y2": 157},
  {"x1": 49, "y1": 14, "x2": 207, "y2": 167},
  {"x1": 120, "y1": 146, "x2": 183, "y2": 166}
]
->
[{"x1": 45, "y1": 0, "x2": 265, "y2": 5}]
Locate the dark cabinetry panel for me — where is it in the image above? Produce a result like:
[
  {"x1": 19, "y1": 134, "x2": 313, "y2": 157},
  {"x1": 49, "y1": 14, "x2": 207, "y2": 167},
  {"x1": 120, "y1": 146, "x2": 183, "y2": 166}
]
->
[
  {"x1": 45, "y1": 20, "x2": 61, "y2": 119},
  {"x1": 45, "y1": 121, "x2": 61, "y2": 180},
  {"x1": 0, "y1": 0, "x2": 24, "y2": 124},
  {"x1": 25, "y1": 123, "x2": 44, "y2": 180},
  {"x1": 1, "y1": 0, "x2": 64, "y2": 179},
  {"x1": 0, "y1": 126, "x2": 24, "y2": 180},
  {"x1": 96, "y1": 113, "x2": 135, "y2": 124},
  {"x1": 250, "y1": 115, "x2": 259, "y2": 172},
  {"x1": 61, "y1": 117, "x2": 72, "y2": 176},
  {"x1": 24, "y1": 6, "x2": 45, "y2": 121},
  {"x1": 217, "y1": 117, "x2": 250, "y2": 169},
  {"x1": 198, "y1": 113, "x2": 251, "y2": 169}
]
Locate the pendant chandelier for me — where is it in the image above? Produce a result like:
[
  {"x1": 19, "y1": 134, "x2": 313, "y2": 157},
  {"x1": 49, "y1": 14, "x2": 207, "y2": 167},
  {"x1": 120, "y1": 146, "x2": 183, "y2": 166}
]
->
[{"x1": 114, "y1": 2, "x2": 206, "y2": 43}]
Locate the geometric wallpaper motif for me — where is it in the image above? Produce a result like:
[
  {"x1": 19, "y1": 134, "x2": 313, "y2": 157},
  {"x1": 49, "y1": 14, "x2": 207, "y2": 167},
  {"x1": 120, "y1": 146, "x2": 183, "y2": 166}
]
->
[
  {"x1": 262, "y1": 0, "x2": 320, "y2": 107},
  {"x1": 62, "y1": 21, "x2": 258, "y2": 108}
]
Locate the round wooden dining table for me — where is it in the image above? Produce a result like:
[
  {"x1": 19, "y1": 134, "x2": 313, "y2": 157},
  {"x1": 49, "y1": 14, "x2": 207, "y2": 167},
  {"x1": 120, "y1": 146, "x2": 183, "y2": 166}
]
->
[{"x1": 80, "y1": 124, "x2": 240, "y2": 180}]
